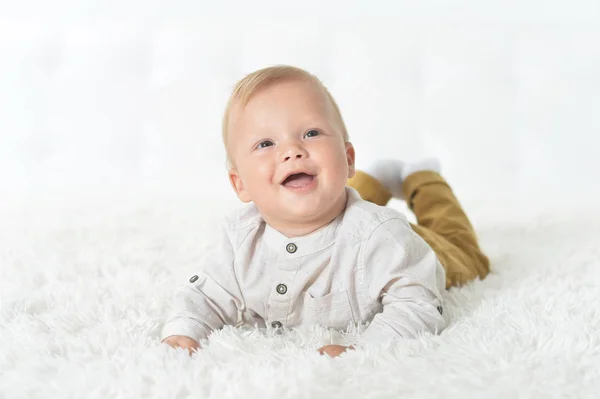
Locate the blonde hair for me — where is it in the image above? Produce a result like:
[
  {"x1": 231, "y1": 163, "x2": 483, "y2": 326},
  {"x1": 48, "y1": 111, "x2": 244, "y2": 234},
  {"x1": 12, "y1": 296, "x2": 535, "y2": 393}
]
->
[{"x1": 222, "y1": 65, "x2": 349, "y2": 167}]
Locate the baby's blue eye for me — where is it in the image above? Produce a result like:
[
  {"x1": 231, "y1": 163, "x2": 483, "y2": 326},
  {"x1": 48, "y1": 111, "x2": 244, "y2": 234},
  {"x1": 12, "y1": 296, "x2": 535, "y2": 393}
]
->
[
  {"x1": 257, "y1": 140, "x2": 274, "y2": 149},
  {"x1": 305, "y1": 130, "x2": 320, "y2": 138}
]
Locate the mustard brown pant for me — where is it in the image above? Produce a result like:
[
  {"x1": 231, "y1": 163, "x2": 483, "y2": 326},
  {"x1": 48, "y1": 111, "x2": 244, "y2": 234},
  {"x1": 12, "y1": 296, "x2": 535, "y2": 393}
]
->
[{"x1": 347, "y1": 171, "x2": 490, "y2": 289}]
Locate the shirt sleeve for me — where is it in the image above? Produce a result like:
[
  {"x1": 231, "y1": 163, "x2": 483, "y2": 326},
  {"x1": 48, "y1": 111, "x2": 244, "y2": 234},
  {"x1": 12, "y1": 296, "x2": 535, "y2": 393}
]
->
[
  {"x1": 160, "y1": 221, "x2": 244, "y2": 343},
  {"x1": 356, "y1": 217, "x2": 447, "y2": 347}
]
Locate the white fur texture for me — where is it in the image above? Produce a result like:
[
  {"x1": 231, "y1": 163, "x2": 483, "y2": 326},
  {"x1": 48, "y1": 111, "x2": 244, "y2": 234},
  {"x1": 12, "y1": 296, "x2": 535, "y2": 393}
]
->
[{"x1": 1, "y1": 194, "x2": 600, "y2": 398}]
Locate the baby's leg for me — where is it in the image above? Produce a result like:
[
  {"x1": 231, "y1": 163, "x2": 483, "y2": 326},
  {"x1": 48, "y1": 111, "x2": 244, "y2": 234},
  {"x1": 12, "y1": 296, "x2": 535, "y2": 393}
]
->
[
  {"x1": 346, "y1": 170, "x2": 393, "y2": 206},
  {"x1": 347, "y1": 159, "x2": 490, "y2": 289},
  {"x1": 402, "y1": 168, "x2": 490, "y2": 289}
]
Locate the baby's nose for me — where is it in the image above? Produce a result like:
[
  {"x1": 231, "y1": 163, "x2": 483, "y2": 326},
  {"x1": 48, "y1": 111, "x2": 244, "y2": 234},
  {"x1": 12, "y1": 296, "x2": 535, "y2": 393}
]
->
[
  {"x1": 282, "y1": 145, "x2": 307, "y2": 161},
  {"x1": 284, "y1": 151, "x2": 304, "y2": 161}
]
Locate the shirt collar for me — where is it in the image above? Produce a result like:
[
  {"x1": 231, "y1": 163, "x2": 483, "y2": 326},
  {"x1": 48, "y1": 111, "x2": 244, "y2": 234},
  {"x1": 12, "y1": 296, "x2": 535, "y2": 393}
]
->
[{"x1": 262, "y1": 187, "x2": 361, "y2": 258}]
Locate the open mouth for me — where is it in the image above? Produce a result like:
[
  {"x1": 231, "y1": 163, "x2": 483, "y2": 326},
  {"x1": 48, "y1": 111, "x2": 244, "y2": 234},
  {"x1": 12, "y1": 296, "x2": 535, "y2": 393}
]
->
[{"x1": 281, "y1": 172, "x2": 315, "y2": 188}]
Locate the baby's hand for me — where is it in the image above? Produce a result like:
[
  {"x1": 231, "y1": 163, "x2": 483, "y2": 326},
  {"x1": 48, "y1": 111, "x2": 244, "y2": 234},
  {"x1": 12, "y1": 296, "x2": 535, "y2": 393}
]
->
[
  {"x1": 162, "y1": 335, "x2": 201, "y2": 355},
  {"x1": 317, "y1": 345, "x2": 354, "y2": 358}
]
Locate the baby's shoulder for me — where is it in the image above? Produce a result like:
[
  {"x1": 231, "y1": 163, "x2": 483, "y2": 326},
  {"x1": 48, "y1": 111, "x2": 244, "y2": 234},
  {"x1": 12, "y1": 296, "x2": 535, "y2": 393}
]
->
[
  {"x1": 341, "y1": 188, "x2": 412, "y2": 241},
  {"x1": 222, "y1": 201, "x2": 262, "y2": 228},
  {"x1": 219, "y1": 202, "x2": 264, "y2": 248}
]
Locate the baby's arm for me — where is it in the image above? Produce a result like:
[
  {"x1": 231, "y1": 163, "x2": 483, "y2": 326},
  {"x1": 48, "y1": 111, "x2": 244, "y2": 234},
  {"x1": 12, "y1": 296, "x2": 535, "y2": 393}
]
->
[
  {"x1": 161, "y1": 222, "x2": 242, "y2": 350},
  {"x1": 356, "y1": 217, "x2": 446, "y2": 346}
]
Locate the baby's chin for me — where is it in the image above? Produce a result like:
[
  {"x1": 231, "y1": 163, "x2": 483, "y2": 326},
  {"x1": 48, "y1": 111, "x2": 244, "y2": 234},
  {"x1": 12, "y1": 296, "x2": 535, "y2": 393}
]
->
[
  {"x1": 256, "y1": 185, "x2": 347, "y2": 221},
  {"x1": 258, "y1": 199, "x2": 326, "y2": 222},
  {"x1": 282, "y1": 198, "x2": 343, "y2": 223}
]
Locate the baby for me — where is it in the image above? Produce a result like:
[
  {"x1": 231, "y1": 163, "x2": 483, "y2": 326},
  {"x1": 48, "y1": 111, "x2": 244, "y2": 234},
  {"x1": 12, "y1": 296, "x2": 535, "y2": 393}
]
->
[{"x1": 161, "y1": 65, "x2": 490, "y2": 357}]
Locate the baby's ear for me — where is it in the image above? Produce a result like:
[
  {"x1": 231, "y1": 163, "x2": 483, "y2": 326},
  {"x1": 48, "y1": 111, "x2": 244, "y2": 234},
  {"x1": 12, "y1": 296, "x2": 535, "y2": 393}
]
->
[
  {"x1": 228, "y1": 169, "x2": 252, "y2": 203},
  {"x1": 345, "y1": 142, "x2": 356, "y2": 178}
]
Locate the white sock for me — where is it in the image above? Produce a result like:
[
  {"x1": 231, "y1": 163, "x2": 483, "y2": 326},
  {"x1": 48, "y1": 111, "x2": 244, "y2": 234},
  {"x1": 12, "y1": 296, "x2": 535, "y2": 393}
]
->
[
  {"x1": 364, "y1": 158, "x2": 442, "y2": 199},
  {"x1": 401, "y1": 158, "x2": 441, "y2": 181},
  {"x1": 363, "y1": 159, "x2": 406, "y2": 198}
]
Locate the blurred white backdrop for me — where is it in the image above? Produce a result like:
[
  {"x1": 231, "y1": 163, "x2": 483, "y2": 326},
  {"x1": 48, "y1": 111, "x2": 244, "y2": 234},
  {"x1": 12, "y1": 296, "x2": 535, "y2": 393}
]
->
[{"x1": 1, "y1": 0, "x2": 599, "y2": 211}]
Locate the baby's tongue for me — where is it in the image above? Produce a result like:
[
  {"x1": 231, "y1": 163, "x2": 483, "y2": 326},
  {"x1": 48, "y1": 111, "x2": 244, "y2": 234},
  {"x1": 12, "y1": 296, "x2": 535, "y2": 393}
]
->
[{"x1": 284, "y1": 173, "x2": 313, "y2": 188}]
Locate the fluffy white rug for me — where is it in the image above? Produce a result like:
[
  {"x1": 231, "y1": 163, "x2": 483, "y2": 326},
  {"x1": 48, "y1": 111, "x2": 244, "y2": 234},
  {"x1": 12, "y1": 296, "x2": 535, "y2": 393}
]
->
[{"x1": 2, "y1": 193, "x2": 600, "y2": 398}]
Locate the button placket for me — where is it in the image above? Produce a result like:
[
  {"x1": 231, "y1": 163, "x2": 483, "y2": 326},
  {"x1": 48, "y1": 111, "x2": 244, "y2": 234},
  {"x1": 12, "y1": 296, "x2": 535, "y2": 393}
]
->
[{"x1": 266, "y1": 249, "x2": 300, "y2": 330}]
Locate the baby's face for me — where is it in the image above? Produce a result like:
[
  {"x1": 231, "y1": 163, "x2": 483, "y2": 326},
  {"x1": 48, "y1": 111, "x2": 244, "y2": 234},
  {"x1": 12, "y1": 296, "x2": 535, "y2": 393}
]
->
[{"x1": 227, "y1": 79, "x2": 355, "y2": 235}]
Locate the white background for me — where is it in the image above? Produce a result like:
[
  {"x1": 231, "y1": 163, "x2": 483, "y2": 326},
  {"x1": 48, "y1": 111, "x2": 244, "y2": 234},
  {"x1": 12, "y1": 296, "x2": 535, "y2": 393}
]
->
[{"x1": 1, "y1": 0, "x2": 599, "y2": 211}]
